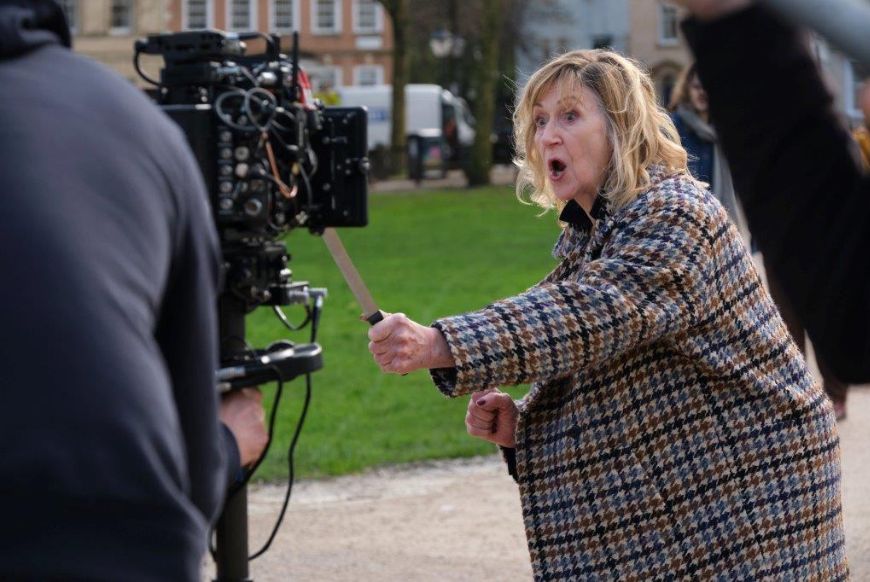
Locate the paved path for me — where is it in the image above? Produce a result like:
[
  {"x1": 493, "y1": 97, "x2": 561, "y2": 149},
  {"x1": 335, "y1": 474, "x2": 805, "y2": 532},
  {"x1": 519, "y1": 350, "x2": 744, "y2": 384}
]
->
[{"x1": 207, "y1": 386, "x2": 870, "y2": 581}]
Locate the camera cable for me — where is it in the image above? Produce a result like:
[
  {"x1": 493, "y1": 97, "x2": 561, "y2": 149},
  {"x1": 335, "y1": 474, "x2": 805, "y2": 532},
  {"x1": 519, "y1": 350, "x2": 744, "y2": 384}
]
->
[{"x1": 246, "y1": 294, "x2": 321, "y2": 560}]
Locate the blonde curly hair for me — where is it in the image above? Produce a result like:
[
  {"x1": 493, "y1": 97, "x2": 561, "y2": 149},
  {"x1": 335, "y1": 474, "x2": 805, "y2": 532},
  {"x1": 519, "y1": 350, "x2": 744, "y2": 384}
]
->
[{"x1": 513, "y1": 49, "x2": 689, "y2": 213}]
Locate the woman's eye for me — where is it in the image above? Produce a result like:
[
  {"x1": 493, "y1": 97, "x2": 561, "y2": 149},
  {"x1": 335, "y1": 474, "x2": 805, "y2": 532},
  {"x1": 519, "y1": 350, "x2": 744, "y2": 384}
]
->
[
  {"x1": 534, "y1": 117, "x2": 547, "y2": 129},
  {"x1": 563, "y1": 111, "x2": 578, "y2": 122}
]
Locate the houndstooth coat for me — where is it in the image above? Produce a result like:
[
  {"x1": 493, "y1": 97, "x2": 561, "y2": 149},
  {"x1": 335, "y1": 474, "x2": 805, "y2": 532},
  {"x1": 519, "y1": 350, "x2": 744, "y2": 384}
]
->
[{"x1": 430, "y1": 169, "x2": 847, "y2": 580}]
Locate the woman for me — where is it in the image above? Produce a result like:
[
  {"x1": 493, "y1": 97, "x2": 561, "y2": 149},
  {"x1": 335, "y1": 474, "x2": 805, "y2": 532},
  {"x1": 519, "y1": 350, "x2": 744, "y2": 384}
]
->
[
  {"x1": 368, "y1": 50, "x2": 846, "y2": 579},
  {"x1": 669, "y1": 63, "x2": 751, "y2": 244}
]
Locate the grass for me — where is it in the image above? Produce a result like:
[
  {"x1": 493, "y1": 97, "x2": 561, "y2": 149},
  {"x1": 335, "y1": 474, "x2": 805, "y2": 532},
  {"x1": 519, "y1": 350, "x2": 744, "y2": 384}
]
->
[{"x1": 247, "y1": 185, "x2": 560, "y2": 481}]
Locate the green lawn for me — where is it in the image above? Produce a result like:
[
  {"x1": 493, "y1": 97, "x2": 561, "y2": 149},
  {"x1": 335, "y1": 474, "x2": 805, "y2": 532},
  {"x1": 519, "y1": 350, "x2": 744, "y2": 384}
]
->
[{"x1": 246, "y1": 185, "x2": 560, "y2": 481}]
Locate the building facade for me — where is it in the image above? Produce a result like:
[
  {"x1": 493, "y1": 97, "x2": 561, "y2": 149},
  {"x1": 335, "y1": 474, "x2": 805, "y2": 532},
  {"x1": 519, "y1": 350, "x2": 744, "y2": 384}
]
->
[
  {"x1": 626, "y1": 0, "x2": 691, "y2": 106},
  {"x1": 515, "y1": 0, "x2": 630, "y2": 83},
  {"x1": 58, "y1": 0, "x2": 394, "y2": 91},
  {"x1": 165, "y1": 0, "x2": 394, "y2": 91},
  {"x1": 514, "y1": 0, "x2": 688, "y2": 105},
  {"x1": 59, "y1": 0, "x2": 168, "y2": 83}
]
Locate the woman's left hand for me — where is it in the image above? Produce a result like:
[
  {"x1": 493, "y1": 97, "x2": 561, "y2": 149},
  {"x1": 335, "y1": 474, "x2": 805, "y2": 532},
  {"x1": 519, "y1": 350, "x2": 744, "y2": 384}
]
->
[
  {"x1": 466, "y1": 389, "x2": 518, "y2": 448},
  {"x1": 368, "y1": 313, "x2": 454, "y2": 374}
]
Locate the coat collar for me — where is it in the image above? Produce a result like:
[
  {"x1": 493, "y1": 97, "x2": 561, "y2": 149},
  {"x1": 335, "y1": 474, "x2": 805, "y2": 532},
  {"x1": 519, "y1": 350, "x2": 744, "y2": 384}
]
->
[{"x1": 558, "y1": 196, "x2": 608, "y2": 232}]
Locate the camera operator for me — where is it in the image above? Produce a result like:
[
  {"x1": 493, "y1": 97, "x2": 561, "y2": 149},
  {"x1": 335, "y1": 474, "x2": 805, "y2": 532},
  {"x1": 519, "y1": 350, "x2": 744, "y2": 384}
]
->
[
  {"x1": 0, "y1": 1, "x2": 266, "y2": 580},
  {"x1": 673, "y1": 0, "x2": 870, "y2": 383}
]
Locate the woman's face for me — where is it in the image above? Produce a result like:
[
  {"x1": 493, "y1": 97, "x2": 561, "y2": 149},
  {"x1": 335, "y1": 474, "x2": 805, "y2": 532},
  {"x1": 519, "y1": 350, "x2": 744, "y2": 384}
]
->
[
  {"x1": 533, "y1": 83, "x2": 611, "y2": 212},
  {"x1": 688, "y1": 75, "x2": 708, "y2": 114}
]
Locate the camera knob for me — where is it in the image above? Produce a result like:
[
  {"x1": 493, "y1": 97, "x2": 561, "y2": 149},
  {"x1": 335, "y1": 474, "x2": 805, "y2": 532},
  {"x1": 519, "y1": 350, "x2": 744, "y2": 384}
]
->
[{"x1": 244, "y1": 198, "x2": 263, "y2": 216}]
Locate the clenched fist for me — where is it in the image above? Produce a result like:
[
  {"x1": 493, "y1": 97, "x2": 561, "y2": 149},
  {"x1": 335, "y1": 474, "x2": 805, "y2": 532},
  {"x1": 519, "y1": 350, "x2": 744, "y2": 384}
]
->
[{"x1": 465, "y1": 389, "x2": 518, "y2": 448}]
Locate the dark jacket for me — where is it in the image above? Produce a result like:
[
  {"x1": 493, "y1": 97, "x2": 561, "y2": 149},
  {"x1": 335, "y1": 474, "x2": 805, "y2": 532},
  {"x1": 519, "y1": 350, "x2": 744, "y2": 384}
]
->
[
  {"x1": 671, "y1": 110, "x2": 714, "y2": 184},
  {"x1": 683, "y1": 6, "x2": 870, "y2": 383},
  {"x1": 0, "y1": 2, "x2": 231, "y2": 579}
]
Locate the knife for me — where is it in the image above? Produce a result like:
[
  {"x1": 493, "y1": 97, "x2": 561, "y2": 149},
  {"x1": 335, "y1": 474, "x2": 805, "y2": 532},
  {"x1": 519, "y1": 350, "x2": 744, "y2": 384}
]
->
[{"x1": 321, "y1": 228, "x2": 385, "y2": 326}]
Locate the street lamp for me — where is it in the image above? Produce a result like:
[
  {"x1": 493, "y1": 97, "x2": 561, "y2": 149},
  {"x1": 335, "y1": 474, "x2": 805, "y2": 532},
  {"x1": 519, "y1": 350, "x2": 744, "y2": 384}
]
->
[{"x1": 429, "y1": 28, "x2": 465, "y2": 95}]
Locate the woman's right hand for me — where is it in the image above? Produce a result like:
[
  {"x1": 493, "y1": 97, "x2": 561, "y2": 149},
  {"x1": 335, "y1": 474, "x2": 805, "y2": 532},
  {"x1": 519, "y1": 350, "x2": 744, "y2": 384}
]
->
[
  {"x1": 465, "y1": 389, "x2": 518, "y2": 448},
  {"x1": 368, "y1": 313, "x2": 453, "y2": 374}
]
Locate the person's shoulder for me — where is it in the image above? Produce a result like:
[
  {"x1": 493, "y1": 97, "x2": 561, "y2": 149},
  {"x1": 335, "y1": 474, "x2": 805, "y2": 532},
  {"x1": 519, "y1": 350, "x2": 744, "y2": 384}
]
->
[{"x1": 618, "y1": 168, "x2": 721, "y2": 228}]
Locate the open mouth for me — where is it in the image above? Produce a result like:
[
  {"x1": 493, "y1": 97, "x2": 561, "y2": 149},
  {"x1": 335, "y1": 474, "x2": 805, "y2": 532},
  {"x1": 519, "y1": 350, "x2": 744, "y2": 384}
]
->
[{"x1": 549, "y1": 158, "x2": 566, "y2": 179}]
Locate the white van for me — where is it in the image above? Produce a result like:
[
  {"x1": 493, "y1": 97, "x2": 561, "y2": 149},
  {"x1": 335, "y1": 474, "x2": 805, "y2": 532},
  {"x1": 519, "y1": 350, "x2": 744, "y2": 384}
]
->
[{"x1": 336, "y1": 84, "x2": 475, "y2": 163}]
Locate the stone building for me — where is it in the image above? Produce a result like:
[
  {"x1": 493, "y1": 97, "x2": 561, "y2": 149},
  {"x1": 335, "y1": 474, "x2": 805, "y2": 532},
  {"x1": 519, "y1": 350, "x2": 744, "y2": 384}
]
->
[{"x1": 58, "y1": 0, "x2": 394, "y2": 91}]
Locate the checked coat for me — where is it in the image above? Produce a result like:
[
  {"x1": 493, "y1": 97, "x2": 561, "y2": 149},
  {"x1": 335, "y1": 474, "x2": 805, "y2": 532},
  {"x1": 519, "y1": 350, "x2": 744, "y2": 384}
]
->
[{"x1": 430, "y1": 169, "x2": 847, "y2": 580}]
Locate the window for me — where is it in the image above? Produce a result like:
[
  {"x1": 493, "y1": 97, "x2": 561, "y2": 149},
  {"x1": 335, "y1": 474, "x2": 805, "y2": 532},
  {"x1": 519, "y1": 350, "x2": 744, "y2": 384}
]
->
[
  {"x1": 57, "y1": 0, "x2": 77, "y2": 34},
  {"x1": 592, "y1": 35, "x2": 613, "y2": 50},
  {"x1": 307, "y1": 66, "x2": 343, "y2": 91},
  {"x1": 110, "y1": 0, "x2": 133, "y2": 35},
  {"x1": 227, "y1": 0, "x2": 256, "y2": 32},
  {"x1": 354, "y1": 65, "x2": 383, "y2": 86},
  {"x1": 353, "y1": 0, "x2": 382, "y2": 33},
  {"x1": 184, "y1": 0, "x2": 211, "y2": 29},
  {"x1": 312, "y1": 0, "x2": 341, "y2": 34},
  {"x1": 271, "y1": 0, "x2": 299, "y2": 32},
  {"x1": 659, "y1": 3, "x2": 679, "y2": 46}
]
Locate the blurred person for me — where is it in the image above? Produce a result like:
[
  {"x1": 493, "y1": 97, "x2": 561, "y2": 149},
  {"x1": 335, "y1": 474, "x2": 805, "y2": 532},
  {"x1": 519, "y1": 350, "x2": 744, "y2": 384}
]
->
[
  {"x1": 668, "y1": 62, "x2": 750, "y2": 244},
  {"x1": 674, "y1": 0, "x2": 870, "y2": 383},
  {"x1": 672, "y1": 60, "x2": 849, "y2": 419},
  {"x1": 854, "y1": 85, "x2": 870, "y2": 167},
  {"x1": 315, "y1": 80, "x2": 340, "y2": 106},
  {"x1": 0, "y1": 1, "x2": 266, "y2": 580},
  {"x1": 369, "y1": 49, "x2": 846, "y2": 579}
]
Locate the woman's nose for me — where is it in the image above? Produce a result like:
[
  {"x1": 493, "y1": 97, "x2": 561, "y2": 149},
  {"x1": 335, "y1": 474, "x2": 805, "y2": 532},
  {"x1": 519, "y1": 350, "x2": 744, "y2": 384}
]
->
[{"x1": 540, "y1": 121, "x2": 561, "y2": 145}]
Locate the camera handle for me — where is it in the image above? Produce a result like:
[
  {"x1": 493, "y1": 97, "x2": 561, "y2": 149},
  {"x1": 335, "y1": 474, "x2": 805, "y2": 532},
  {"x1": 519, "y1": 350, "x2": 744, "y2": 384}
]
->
[{"x1": 217, "y1": 342, "x2": 323, "y2": 393}]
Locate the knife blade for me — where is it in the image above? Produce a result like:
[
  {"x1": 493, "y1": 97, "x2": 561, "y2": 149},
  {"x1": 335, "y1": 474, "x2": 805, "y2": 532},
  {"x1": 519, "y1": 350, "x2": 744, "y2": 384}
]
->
[{"x1": 321, "y1": 227, "x2": 384, "y2": 326}]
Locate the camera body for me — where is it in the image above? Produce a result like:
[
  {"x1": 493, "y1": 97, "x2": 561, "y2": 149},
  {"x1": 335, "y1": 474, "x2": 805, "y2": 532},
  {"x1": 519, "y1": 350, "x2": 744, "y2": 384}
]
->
[{"x1": 135, "y1": 30, "x2": 369, "y2": 311}]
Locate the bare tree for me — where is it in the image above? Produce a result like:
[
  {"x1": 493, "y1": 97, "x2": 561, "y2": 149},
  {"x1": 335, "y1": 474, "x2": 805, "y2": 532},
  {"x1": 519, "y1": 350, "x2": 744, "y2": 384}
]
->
[
  {"x1": 378, "y1": 0, "x2": 409, "y2": 174},
  {"x1": 465, "y1": 0, "x2": 502, "y2": 185}
]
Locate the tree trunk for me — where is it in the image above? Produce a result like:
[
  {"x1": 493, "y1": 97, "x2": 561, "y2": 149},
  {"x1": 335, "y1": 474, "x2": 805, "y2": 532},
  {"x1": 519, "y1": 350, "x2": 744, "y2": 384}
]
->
[
  {"x1": 465, "y1": 0, "x2": 501, "y2": 186},
  {"x1": 380, "y1": 0, "x2": 409, "y2": 176}
]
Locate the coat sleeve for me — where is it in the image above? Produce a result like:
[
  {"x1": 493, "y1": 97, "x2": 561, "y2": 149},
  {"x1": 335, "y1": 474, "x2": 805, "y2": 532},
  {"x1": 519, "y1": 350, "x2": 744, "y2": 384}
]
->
[
  {"x1": 430, "y1": 185, "x2": 718, "y2": 397},
  {"x1": 682, "y1": 7, "x2": 870, "y2": 383}
]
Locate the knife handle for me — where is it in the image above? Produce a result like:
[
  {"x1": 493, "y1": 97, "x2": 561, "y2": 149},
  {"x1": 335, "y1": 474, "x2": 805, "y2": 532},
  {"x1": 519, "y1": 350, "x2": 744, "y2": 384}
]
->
[{"x1": 364, "y1": 310, "x2": 385, "y2": 326}]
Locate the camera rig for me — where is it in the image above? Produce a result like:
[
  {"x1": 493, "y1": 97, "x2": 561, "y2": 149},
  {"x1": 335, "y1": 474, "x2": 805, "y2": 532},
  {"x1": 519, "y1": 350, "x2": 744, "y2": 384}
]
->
[
  {"x1": 136, "y1": 29, "x2": 369, "y2": 315},
  {"x1": 134, "y1": 29, "x2": 370, "y2": 581}
]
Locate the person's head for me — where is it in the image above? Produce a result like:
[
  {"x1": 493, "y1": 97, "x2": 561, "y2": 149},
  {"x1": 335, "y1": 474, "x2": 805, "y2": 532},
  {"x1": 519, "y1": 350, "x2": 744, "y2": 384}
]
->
[
  {"x1": 513, "y1": 49, "x2": 688, "y2": 213},
  {"x1": 668, "y1": 62, "x2": 708, "y2": 116}
]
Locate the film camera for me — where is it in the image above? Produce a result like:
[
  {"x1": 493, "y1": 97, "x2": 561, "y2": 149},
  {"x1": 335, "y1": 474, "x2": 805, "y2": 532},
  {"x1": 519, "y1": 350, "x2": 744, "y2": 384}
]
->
[
  {"x1": 134, "y1": 29, "x2": 370, "y2": 579},
  {"x1": 134, "y1": 29, "x2": 369, "y2": 309},
  {"x1": 134, "y1": 29, "x2": 370, "y2": 385}
]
